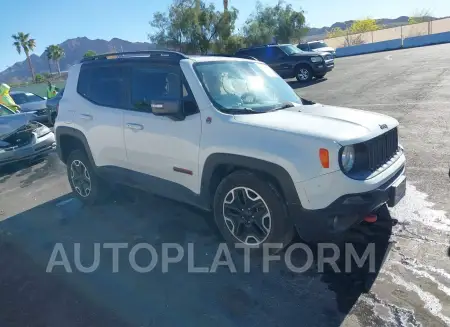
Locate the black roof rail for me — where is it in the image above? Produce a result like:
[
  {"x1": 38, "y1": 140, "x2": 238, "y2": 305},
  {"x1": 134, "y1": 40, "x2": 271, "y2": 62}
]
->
[{"x1": 80, "y1": 50, "x2": 189, "y2": 63}]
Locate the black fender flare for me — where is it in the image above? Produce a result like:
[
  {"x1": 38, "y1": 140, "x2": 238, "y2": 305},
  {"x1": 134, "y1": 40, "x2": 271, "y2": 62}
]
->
[
  {"x1": 55, "y1": 126, "x2": 96, "y2": 167},
  {"x1": 200, "y1": 153, "x2": 302, "y2": 209}
]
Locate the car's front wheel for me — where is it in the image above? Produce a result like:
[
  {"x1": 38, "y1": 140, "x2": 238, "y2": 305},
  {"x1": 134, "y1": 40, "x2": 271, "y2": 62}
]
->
[
  {"x1": 66, "y1": 149, "x2": 110, "y2": 205},
  {"x1": 295, "y1": 65, "x2": 313, "y2": 82},
  {"x1": 213, "y1": 171, "x2": 294, "y2": 253}
]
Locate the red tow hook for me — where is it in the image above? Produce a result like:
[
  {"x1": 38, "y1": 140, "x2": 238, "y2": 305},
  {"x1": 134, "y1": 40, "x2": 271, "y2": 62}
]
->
[{"x1": 364, "y1": 214, "x2": 377, "y2": 223}]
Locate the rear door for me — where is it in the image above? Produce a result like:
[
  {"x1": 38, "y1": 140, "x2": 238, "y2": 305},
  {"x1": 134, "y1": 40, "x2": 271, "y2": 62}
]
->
[{"x1": 73, "y1": 63, "x2": 129, "y2": 171}]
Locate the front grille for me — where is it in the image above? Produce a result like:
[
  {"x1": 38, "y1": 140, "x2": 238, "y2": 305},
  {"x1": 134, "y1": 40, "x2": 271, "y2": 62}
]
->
[
  {"x1": 324, "y1": 55, "x2": 333, "y2": 61},
  {"x1": 364, "y1": 127, "x2": 399, "y2": 171}
]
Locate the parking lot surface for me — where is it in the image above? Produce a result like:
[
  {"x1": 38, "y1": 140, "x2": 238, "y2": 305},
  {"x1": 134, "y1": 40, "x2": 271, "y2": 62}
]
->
[{"x1": 0, "y1": 44, "x2": 449, "y2": 327}]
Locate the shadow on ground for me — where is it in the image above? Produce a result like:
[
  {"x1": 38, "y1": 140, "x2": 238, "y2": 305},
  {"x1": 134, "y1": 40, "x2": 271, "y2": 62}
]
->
[
  {"x1": 287, "y1": 77, "x2": 327, "y2": 89},
  {"x1": 0, "y1": 187, "x2": 393, "y2": 327}
]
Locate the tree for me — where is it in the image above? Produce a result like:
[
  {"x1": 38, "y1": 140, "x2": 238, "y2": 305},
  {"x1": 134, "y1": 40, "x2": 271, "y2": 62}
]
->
[
  {"x1": 148, "y1": 0, "x2": 239, "y2": 54},
  {"x1": 409, "y1": 9, "x2": 432, "y2": 24},
  {"x1": 243, "y1": 0, "x2": 307, "y2": 46},
  {"x1": 348, "y1": 18, "x2": 380, "y2": 34},
  {"x1": 83, "y1": 50, "x2": 97, "y2": 58},
  {"x1": 12, "y1": 32, "x2": 36, "y2": 81},
  {"x1": 326, "y1": 27, "x2": 346, "y2": 38},
  {"x1": 48, "y1": 45, "x2": 65, "y2": 76},
  {"x1": 34, "y1": 73, "x2": 45, "y2": 83},
  {"x1": 44, "y1": 46, "x2": 53, "y2": 75}
]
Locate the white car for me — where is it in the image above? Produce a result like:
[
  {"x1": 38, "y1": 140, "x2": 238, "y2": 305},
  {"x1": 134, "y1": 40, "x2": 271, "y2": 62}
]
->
[
  {"x1": 55, "y1": 51, "x2": 406, "y2": 249},
  {"x1": 298, "y1": 41, "x2": 336, "y2": 57}
]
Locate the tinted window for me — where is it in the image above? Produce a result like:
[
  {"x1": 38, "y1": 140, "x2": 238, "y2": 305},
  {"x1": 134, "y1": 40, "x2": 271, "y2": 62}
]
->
[
  {"x1": 77, "y1": 65, "x2": 129, "y2": 108},
  {"x1": 309, "y1": 42, "x2": 328, "y2": 49},
  {"x1": 130, "y1": 66, "x2": 181, "y2": 113}
]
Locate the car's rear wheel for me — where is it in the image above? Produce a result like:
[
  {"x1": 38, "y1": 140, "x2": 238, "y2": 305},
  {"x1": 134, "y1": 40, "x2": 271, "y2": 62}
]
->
[
  {"x1": 295, "y1": 65, "x2": 313, "y2": 82},
  {"x1": 66, "y1": 149, "x2": 110, "y2": 205},
  {"x1": 213, "y1": 171, "x2": 295, "y2": 253}
]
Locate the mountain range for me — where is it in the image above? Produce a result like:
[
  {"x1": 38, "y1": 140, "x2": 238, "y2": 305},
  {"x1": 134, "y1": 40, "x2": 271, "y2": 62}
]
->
[
  {"x1": 0, "y1": 15, "x2": 443, "y2": 82},
  {"x1": 2, "y1": 37, "x2": 155, "y2": 83}
]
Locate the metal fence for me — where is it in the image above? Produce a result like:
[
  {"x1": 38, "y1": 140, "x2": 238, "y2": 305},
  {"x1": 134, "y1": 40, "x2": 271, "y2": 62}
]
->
[{"x1": 321, "y1": 17, "x2": 450, "y2": 49}]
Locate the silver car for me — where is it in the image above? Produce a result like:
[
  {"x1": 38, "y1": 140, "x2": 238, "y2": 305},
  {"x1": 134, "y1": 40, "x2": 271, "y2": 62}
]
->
[
  {"x1": 0, "y1": 105, "x2": 56, "y2": 167},
  {"x1": 10, "y1": 91, "x2": 49, "y2": 123}
]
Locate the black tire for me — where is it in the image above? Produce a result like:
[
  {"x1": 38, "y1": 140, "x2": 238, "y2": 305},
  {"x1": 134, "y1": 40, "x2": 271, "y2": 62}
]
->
[
  {"x1": 295, "y1": 65, "x2": 313, "y2": 82},
  {"x1": 213, "y1": 170, "x2": 295, "y2": 253},
  {"x1": 315, "y1": 73, "x2": 326, "y2": 79},
  {"x1": 66, "y1": 149, "x2": 110, "y2": 205}
]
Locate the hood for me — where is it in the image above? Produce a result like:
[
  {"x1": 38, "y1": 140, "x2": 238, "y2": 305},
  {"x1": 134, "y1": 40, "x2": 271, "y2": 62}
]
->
[
  {"x1": 0, "y1": 112, "x2": 35, "y2": 138},
  {"x1": 232, "y1": 103, "x2": 398, "y2": 145},
  {"x1": 312, "y1": 47, "x2": 335, "y2": 53},
  {"x1": 290, "y1": 51, "x2": 320, "y2": 57},
  {"x1": 0, "y1": 83, "x2": 10, "y2": 96}
]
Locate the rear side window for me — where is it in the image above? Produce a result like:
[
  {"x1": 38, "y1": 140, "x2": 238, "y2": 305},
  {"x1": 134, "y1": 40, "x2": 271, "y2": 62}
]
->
[{"x1": 77, "y1": 65, "x2": 129, "y2": 109}]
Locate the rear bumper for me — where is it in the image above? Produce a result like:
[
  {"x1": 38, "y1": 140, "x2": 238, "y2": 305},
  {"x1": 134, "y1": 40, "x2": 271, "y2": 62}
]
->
[
  {"x1": 0, "y1": 132, "x2": 56, "y2": 166},
  {"x1": 290, "y1": 165, "x2": 406, "y2": 242}
]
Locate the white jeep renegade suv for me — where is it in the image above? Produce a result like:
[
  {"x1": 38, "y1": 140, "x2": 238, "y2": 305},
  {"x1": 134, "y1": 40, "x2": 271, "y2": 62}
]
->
[{"x1": 55, "y1": 50, "x2": 406, "y2": 248}]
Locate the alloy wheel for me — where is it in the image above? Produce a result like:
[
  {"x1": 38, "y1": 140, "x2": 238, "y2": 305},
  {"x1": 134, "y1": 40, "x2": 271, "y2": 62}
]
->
[
  {"x1": 70, "y1": 159, "x2": 91, "y2": 197},
  {"x1": 222, "y1": 187, "x2": 271, "y2": 245},
  {"x1": 297, "y1": 68, "x2": 310, "y2": 81}
]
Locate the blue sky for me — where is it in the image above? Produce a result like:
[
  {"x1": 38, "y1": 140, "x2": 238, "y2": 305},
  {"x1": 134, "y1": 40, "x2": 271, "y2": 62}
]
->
[{"x1": 1, "y1": 0, "x2": 450, "y2": 69}]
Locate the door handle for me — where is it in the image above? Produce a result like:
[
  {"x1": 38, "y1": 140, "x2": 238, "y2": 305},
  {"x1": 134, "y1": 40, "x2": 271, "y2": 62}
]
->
[
  {"x1": 80, "y1": 113, "x2": 93, "y2": 120},
  {"x1": 126, "y1": 123, "x2": 144, "y2": 131}
]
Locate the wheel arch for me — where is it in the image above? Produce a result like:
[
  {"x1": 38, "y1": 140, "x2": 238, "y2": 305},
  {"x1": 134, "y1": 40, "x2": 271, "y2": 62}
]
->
[
  {"x1": 55, "y1": 126, "x2": 95, "y2": 167},
  {"x1": 200, "y1": 153, "x2": 302, "y2": 210}
]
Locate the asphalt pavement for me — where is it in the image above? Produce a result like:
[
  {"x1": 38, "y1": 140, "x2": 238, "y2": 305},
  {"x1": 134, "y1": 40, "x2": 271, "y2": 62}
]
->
[{"x1": 0, "y1": 44, "x2": 449, "y2": 327}]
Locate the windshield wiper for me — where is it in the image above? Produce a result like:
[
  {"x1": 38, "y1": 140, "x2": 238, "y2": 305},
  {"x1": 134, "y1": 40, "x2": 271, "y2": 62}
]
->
[
  {"x1": 268, "y1": 102, "x2": 296, "y2": 112},
  {"x1": 222, "y1": 108, "x2": 262, "y2": 115}
]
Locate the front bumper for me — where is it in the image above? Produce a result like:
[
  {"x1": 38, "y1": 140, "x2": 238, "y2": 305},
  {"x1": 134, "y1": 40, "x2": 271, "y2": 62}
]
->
[
  {"x1": 0, "y1": 132, "x2": 56, "y2": 167},
  {"x1": 311, "y1": 60, "x2": 334, "y2": 74},
  {"x1": 291, "y1": 165, "x2": 406, "y2": 242}
]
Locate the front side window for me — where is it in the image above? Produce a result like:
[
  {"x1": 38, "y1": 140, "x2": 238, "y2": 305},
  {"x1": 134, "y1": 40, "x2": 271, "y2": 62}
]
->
[
  {"x1": 130, "y1": 66, "x2": 181, "y2": 113},
  {"x1": 298, "y1": 44, "x2": 310, "y2": 51},
  {"x1": 194, "y1": 60, "x2": 301, "y2": 114},
  {"x1": 77, "y1": 65, "x2": 129, "y2": 108},
  {"x1": 309, "y1": 42, "x2": 328, "y2": 49}
]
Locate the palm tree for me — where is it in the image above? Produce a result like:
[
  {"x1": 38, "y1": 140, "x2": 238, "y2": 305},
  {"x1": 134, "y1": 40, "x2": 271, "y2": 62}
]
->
[
  {"x1": 48, "y1": 45, "x2": 65, "y2": 76},
  {"x1": 12, "y1": 32, "x2": 36, "y2": 81},
  {"x1": 45, "y1": 46, "x2": 53, "y2": 75}
]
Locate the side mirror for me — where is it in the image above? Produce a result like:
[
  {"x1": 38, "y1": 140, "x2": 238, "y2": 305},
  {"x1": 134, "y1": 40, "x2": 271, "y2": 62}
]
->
[{"x1": 151, "y1": 100, "x2": 185, "y2": 120}]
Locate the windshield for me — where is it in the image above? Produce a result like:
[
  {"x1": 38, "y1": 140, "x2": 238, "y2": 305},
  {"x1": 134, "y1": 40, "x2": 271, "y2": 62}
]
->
[
  {"x1": 279, "y1": 44, "x2": 303, "y2": 55},
  {"x1": 194, "y1": 61, "x2": 301, "y2": 113},
  {"x1": 11, "y1": 92, "x2": 44, "y2": 105},
  {"x1": 309, "y1": 42, "x2": 328, "y2": 49}
]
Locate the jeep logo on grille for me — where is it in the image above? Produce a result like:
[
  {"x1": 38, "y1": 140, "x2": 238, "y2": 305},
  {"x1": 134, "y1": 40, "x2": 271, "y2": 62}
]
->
[{"x1": 379, "y1": 124, "x2": 388, "y2": 130}]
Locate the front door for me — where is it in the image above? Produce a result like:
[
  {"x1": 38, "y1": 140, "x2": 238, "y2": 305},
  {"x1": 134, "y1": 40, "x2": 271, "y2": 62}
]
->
[{"x1": 123, "y1": 63, "x2": 202, "y2": 198}]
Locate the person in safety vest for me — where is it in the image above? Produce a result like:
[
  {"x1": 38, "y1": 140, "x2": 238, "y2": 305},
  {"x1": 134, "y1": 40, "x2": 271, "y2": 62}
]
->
[
  {"x1": 0, "y1": 83, "x2": 20, "y2": 112},
  {"x1": 47, "y1": 81, "x2": 58, "y2": 99}
]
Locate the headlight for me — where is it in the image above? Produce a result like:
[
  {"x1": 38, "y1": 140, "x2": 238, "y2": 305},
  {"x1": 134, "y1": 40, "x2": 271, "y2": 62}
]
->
[
  {"x1": 340, "y1": 145, "x2": 355, "y2": 172},
  {"x1": 34, "y1": 125, "x2": 51, "y2": 138},
  {"x1": 310, "y1": 56, "x2": 323, "y2": 63}
]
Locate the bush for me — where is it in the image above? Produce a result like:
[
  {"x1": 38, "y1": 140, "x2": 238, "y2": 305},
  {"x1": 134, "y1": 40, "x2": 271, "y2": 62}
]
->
[{"x1": 34, "y1": 73, "x2": 45, "y2": 83}]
